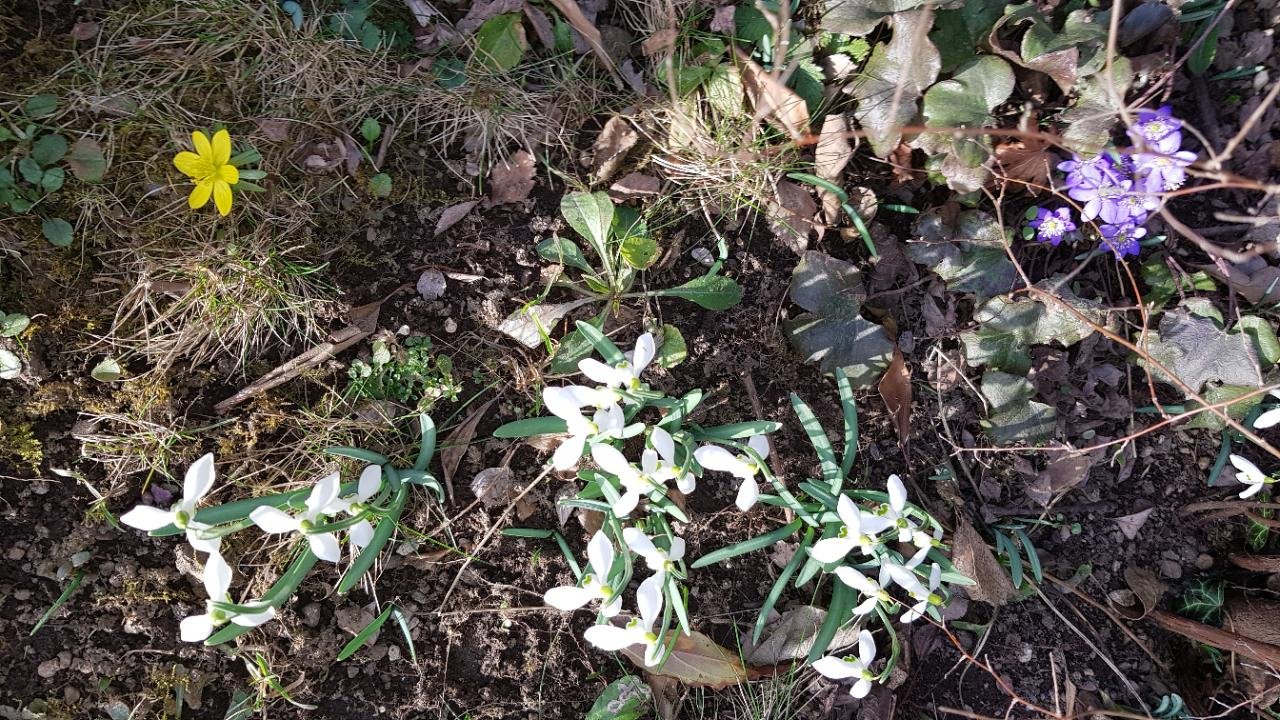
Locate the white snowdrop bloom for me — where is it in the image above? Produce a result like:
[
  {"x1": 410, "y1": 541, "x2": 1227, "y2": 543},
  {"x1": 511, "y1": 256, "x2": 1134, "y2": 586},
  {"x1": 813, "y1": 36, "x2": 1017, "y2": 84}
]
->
[
  {"x1": 649, "y1": 426, "x2": 696, "y2": 494},
  {"x1": 592, "y1": 444, "x2": 677, "y2": 518},
  {"x1": 693, "y1": 435, "x2": 771, "y2": 511},
  {"x1": 880, "y1": 475, "x2": 918, "y2": 543},
  {"x1": 833, "y1": 566, "x2": 892, "y2": 616},
  {"x1": 179, "y1": 551, "x2": 275, "y2": 643},
  {"x1": 543, "y1": 386, "x2": 625, "y2": 471},
  {"x1": 899, "y1": 563, "x2": 943, "y2": 624},
  {"x1": 1230, "y1": 454, "x2": 1273, "y2": 500},
  {"x1": 812, "y1": 629, "x2": 878, "y2": 698},
  {"x1": 583, "y1": 567, "x2": 664, "y2": 666},
  {"x1": 1252, "y1": 390, "x2": 1280, "y2": 429},
  {"x1": 322, "y1": 464, "x2": 383, "y2": 549},
  {"x1": 578, "y1": 333, "x2": 656, "y2": 391},
  {"x1": 248, "y1": 473, "x2": 343, "y2": 562},
  {"x1": 121, "y1": 453, "x2": 222, "y2": 554},
  {"x1": 810, "y1": 495, "x2": 893, "y2": 563},
  {"x1": 544, "y1": 530, "x2": 623, "y2": 617}
]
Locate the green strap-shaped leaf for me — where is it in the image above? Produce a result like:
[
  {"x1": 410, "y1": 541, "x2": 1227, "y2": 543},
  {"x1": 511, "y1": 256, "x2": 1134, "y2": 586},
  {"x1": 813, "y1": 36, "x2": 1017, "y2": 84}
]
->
[
  {"x1": 492, "y1": 416, "x2": 568, "y2": 438},
  {"x1": 807, "y1": 579, "x2": 854, "y2": 664},
  {"x1": 791, "y1": 393, "x2": 840, "y2": 490},
  {"x1": 326, "y1": 447, "x2": 390, "y2": 465},
  {"x1": 206, "y1": 549, "x2": 318, "y2": 645},
  {"x1": 1012, "y1": 527, "x2": 1042, "y2": 583},
  {"x1": 692, "y1": 420, "x2": 783, "y2": 441},
  {"x1": 574, "y1": 320, "x2": 625, "y2": 364},
  {"x1": 753, "y1": 527, "x2": 813, "y2": 644},
  {"x1": 337, "y1": 604, "x2": 396, "y2": 661},
  {"x1": 837, "y1": 368, "x2": 859, "y2": 481},
  {"x1": 414, "y1": 414, "x2": 437, "y2": 471},
  {"x1": 337, "y1": 484, "x2": 409, "y2": 594},
  {"x1": 691, "y1": 519, "x2": 803, "y2": 568}
]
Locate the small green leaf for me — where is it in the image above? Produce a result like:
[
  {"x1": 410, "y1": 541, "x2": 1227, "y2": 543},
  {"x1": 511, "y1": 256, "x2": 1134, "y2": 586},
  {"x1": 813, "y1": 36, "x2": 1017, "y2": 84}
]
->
[
  {"x1": 0, "y1": 313, "x2": 29, "y2": 338},
  {"x1": 40, "y1": 166, "x2": 64, "y2": 192},
  {"x1": 1187, "y1": 22, "x2": 1220, "y2": 76},
  {"x1": 368, "y1": 173, "x2": 392, "y2": 198},
  {"x1": 91, "y1": 358, "x2": 123, "y2": 382},
  {"x1": 620, "y1": 234, "x2": 659, "y2": 269},
  {"x1": 41, "y1": 217, "x2": 74, "y2": 247},
  {"x1": 536, "y1": 236, "x2": 594, "y2": 273},
  {"x1": 360, "y1": 117, "x2": 381, "y2": 145},
  {"x1": 492, "y1": 416, "x2": 569, "y2": 438},
  {"x1": 23, "y1": 94, "x2": 58, "y2": 118},
  {"x1": 1237, "y1": 315, "x2": 1280, "y2": 368},
  {"x1": 474, "y1": 13, "x2": 527, "y2": 73},
  {"x1": 655, "y1": 324, "x2": 687, "y2": 368},
  {"x1": 586, "y1": 676, "x2": 651, "y2": 720},
  {"x1": 657, "y1": 273, "x2": 743, "y2": 310},
  {"x1": 337, "y1": 604, "x2": 396, "y2": 661},
  {"x1": 560, "y1": 191, "x2": 614, "y2": 260},
  {"x1": 31, "y1": 134, "x2": 69, "y2": 166},
  {"x1": 18, "y1": 157, "x2": 44, "y2": 185}
]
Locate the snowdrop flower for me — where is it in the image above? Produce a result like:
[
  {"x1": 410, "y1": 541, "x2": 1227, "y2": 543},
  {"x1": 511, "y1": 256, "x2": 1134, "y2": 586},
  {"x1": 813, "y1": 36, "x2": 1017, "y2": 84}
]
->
[
  {"x1": 649, "y1": 426, "x2": 696, "y2": 493},
  {"x1": 322, "y1": 465, "x2": 383, "y2": 549},
  {"x1": 544, "y1": 386, "x2": 625, "y2": 471},
  {"x1": 879, "y1": 555, "x2": 929, "y2": 599},
  {"x1": 1252, "y1": 390, "x2": 1280, "y2": 429},
  {"x1": 899, "y1": 563, "x2": 943, "y2": 624},
  {"x1": 623, "y1": 527, "x2": 685, "y2": 606},
  {"x1": 812, "y1": 629, "x2": 878, "y2": 698},
  {"x1": 811, "y1": 495, "x2": 893, "y2": 563},
  {"x1": 879, "y1": 475, "x2": 917, "y2": 543},
  {"x1": 121, "y1": 453, "x2": 222, "y2": 554},
  {"x1": 544, "y1": 530, "x2": 623, "y2": 617},
  {"x1": 592, "y1": 444, "x2": 672, "y2": 517},
  {"x1": 834, "y1": 566, "x2": 892, "y2": 615},
  {"x1": 910, "y1": 523, "x2": 943, "y2": 551},
  {"x1": 249, "y1": 473, "x2": 343, "y2": 562},
  {"x1": 1230, "y1": 454, "x2": 1274, "y2": 500},
  {"x1": 693, "y1": 435, "x2": 770, "y2": 511},
  {"x1": 583, "y1": 570, "x2": 664, "y2": 666},
  {"x1": 578, "y1": 333, "x2": 656, "y2": 391},
  {"x1": 180, "y1": 552, "x2": 275, "y2": 642}
]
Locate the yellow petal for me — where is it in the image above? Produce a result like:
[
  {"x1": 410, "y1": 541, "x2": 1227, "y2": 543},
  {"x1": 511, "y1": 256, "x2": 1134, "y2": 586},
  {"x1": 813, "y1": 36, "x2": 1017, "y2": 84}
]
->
[
  {"x1": 192, "y1": 131, "x2": 213, "y2": 162},
  {"x1": 211, "y1": 129, "x2": 232, "y2": 167},
  {"x1": 173, "y1": 151, "x2": 208, "y2": 179},
  {"x1": 218, "y1": 163, "x2": 239, "y2": 185},
  {"x1": 189, "y1": 179, "x2": 213, "y2": 209},
  {"x1": 213, "y1": 180, "x2": 233, "y2": 216}
]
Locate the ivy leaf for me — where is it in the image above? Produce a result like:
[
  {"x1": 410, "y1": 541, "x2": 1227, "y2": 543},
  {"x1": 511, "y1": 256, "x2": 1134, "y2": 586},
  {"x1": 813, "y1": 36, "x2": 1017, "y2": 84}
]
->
[
  {"x1": 849, "y1": 10, "x2": 941, "y2": 158},
  {"x1": 980, "y1": 371, "x2": 1057, "y2": 446},
  {"x1": 783, "y1": 251, "x2": 894, "y2": 386},
  {"x1": 960, "y1": 281, "x2": 1109, "y2": 374},
  {"x1": 906, "y1": 210, "x2": 1017, "y2": 300},
  {"x1": 918, "y1": 56, "x2": 1014, "y2": 191},
  {"x1": 1183, "y1": 385, "x2": 1265, "y2": 431},
  {"x1": 1138, "y1": 310, "x2": 1264, "y2": 393},
  {"x1": 1020, "y1": 10, "x2": 1107, "y2": 91}
]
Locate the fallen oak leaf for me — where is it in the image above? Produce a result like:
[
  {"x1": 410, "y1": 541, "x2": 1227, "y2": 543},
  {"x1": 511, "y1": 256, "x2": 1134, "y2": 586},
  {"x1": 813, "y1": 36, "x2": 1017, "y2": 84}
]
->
[
  {"x1": 738, "y1": 53, "x2": 810, "y2": 142},
  {"x1": 993, "y1": 135, "x2": 1055, "y2": 189},
  {"x1": 620, "y1": 630, "x2": 750, "y2": 689}
]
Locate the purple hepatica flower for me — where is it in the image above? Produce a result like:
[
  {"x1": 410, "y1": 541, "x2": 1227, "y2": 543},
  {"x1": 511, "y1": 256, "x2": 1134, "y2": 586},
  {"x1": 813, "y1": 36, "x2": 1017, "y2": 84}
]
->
[
  {"x1": 1133, "y1": 149, "x2": 1197, "y2": 192},
  {"x1": 1058, "y1": 153, "x2": 1126, "y2": 188},
  {"x1": 1070, "y1": 177, "x2": 1129, "y2": 223},
  {"x1": 1100, "y1": 222, "x2": 1147, "y2": 258},
  {"x1": 1029, "y1": 207, "x2": 1077, "y2": 246},
  {"x1": 1098, "y1": 181, "x2": 1160, "y2": 225},
  {"x1": 1127, "y1": 105, "x2": 1182, "y2": 154}
]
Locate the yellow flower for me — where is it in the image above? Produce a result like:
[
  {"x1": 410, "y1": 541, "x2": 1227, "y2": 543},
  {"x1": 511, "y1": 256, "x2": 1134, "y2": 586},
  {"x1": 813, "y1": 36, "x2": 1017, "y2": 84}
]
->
[{"x1": 173, "y1": 129, "x2": 239, "y2": 216}]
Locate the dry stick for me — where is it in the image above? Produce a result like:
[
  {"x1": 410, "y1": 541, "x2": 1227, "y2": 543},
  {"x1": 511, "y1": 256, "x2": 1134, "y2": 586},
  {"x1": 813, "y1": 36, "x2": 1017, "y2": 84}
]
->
[
  {"x1": 1022, "y1": 285, "x2": 1280, "y2": 461},
  {"x1": 436, "y1": 464, "x2": 553, "y2": 613},
  {"x1": 1145, "y1": 609, "x2": 1280, "y2": 670},
  {"x1": 1042, "y1": 571, "x2": 1170, "y2": 673}
]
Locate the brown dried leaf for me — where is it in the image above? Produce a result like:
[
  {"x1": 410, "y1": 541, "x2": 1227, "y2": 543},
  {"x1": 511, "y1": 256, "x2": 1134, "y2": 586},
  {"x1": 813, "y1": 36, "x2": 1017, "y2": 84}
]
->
[
  {"x1": 747, "y1": 606, "x2": 862, "y2": 665},
  {"x1": 1122, "y1": 566, "x2": 1166, "y2": 620},
  {"x1": 255, "y1": 119, "x2": 293, "y2": 142},
  {"x1": 641, "y1": 28, "x2": 677, "y2": 55},
  {"x1": 457, "y1": 0, "x2": 524, "y2": 34},
  {"x1": 1227, "y1": 597, "x2": 1280, "y2": 646},
  {"x1": 523, "y1": 4, "x2": 556, "y2": 48},
  {"x1": 888, "y1": 142, "x2": 916, "y2": 185},
  {"x1": 590, "y1": 115, "x2": 638, "y2": 183},
  {"x1": 1026, "y1": 453, "x2": 1091, "y2": 506},
  {"x1": 951, "y1": 517, "x2": 1016, "y2": 607},
  {"x1": 435, "y1": 200, "x2": 478, "y2": 236},
  {"x1": 488, "y1": 150, "x2": 536, "y2": 206},
  {"x1": 471, "y1": 466, "x2": 515, "y2": 507},
  {"x1": 739, "y1": 55, "x2": 810, "y2": 141},
  {"x1": 609, "y1": 172, "x2": 660, "y2": 201},
  {"x1": 1199, "y1": 260, "x2": 1280, "y2": 306},
  {"x1": 71, "y1": 22, "x2": 100, "y2": 41},
  {"x1": 768, "y1": 180, "x2": 819, "y2": 253},
  {"x1": 815, "y1": 113, "x2": 853, "y2": 224},
  {"x1": 544, "y1": 0, "x2": 619, "y2": 74},
  {"x1": 1114, "y1": 507, "x2": 1154, "y2": 540},
  {"x1": 878, "y1": 348, "x2": 911, "y2": 452},
  {"x1": 709, "y1": 5, "x2": 736, "y2": 34},
  {"x1": 440, "y1": 398, "x2": 496, "y2": 503},
  {"x1": 994, "y1": 137, "x2": 1055, "y2": 189},
  {"x1": 621, "y1": 630, "x2": 749, "y2": 688},
  {"x1": 1228, "y1": 554, "x2": 1280, "y2": 573}
]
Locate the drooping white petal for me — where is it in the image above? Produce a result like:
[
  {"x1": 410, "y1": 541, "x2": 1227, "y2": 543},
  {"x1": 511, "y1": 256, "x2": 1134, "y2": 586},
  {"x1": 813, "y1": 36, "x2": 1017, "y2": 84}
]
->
[
  {"x1": 591, "y1": 444, "x2": 635, "y2": 480},
  {"x1": 179, "y1": 613, "x2": 216, "y2": 643},
  {"x1": 901, "y1": 602, "x2": 926, "y2": 624},
  {"x1": 232, "y1": 606, "x2": 277, "y2": 627},
  {"x1": 249, "y1": 506, "x2": 301, "y2": 534},
  {"x1": 308, "y1": 532, "x2": 341, "y2": 562},
  {"x1": 545, "y1": 386, "x2": 587, "y2": 419},
  {"x1": 641, "y1": 448, "x2": 659, "y2": 475},
  {"x1": 623, "y1": 527, "x2": 657, "y2": 558},
  {"x1": 887, "y1": 474, "x2": 907, "y2": 512},
  {"x1": 349, "y1": 520, "x2": 375, "y2": 548},
  {"x1": 851, "y1": 678, "x2": 873, "y2": 698},
  {"x1": 835, "y1": 495, "x2": 859, "y2": 532},
  {"x1": 631, "y1": 334, "x2": 656, "y2": 376},
  {"x1": 587, "y1": 530, "x2": 615, "y2": 579},
  {"x1": 578, "y1": 358, "x2": 628, "y2": 387},
  {"x1": 748, "y1": 434, "x2": 771, "y2": 460},
  {"x1": 185, "y1": 528, "x2": 222, "y2": 555},
  {"x1": 884, "y1": 563, "x2": 927, "y2": 596},
  {"x1": 834, "y1": 567, "x2": 878, "y2": 594},
  {"x1": 695, "y1": 445, "x2": 750, "y2": 477},
  {"x1": 305, "y1": 473, "x2": 341, "y2": 520},
  {"x1": 651, "y1": 426, "x2": 676, "y2": 464},
  {"x1": 859, "y1": 512, "x2": 893, "y2": 536},
  {"x1": 552, "y1": 433, "x2": 587, "y2": 471},
  {"x1": 905, "y1": 544, "x2": 930, "y2": 569},
  {"x1": 183, "y1": 453, "x2": 217, "y2": 507},
  {"x1": 611, "y1": 489, "x2": 641, "y2": 518},
  {"x1": 544, "y1": 585, "x2": 596, "y2": 610},
  {"x1": 595, "y1": 404, "x2": 625, "y2": 436},
  {"x1": 202, "y1": 551, "x2": 233, "y2": 599},
  {"x1": 358, "y1": 465, "x2": 382, "y2": 500},
  {"x1": 668, "y1": 537, "x2": 686, "y2": 562},
  {"x1": 121, "y1": 505, "x2": 176, "y2": 532},
  {"x1": 928, "y1": 563, "x2": 942, "y2": 589},
  {"x1": 1230, "y1": 454, "x2": 1267, "y2": 485},
  {"x1": 735, "y1": 477, "x2": 760, "y2": 511},
  {"x1": 676, "y1": 473, "x2": 696, "y2": 494},
  {"x1": 1240, "y1": 482, "x2": 1265, "y2": 499},
  {"x1": 856, "y1": 629, "x2": 876, "y2": 665},
  {"x1": 852, "y1": 596, "x2": 879, "y2": 615},
  {"x1": 636, "y1": 573, "x2": 663, "y2": 629},
  {"x1": 1254, "y1": 407, "x2": 1280, "y2": 429},
  {"x1": 810, "y1": 536, "x2": 856, "y2": 564},
  {"x1": 812, "y1": 655, "x2": 860, "y2": 680},
  {"x1": 602, "y1": 594, "x2": 623, "y2": 617},
  {"x1": 584, "y1": 624, "x2": 639, "y2": 651}
]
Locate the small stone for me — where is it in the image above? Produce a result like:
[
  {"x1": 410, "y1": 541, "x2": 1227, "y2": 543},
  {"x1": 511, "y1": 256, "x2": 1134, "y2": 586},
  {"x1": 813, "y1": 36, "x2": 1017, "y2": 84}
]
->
[
  {"x1": 37, "y1": 660, "x2": 59, "y2": 679},
  {"x1": 691, "y1": 247, "x2": 714, "y2": 266},
  {"x1": 1159, "y1": 560, "x2": 1183, "y2": 580},
  {"x1": 387, "y1": 645, "x2": 401, "y2": 662},
  {"x1": 63, "y1": 686, "x2": 80, "y2": 704},
  {"x1": 444, "y1": 317, "x2": 457, "y2": 333},
  {"x1": 7, "y1": 547, "x2": 24, "y2": 561},
  {"x1": 1194, "y1": 553, "x2": 1214, "y2": 570},
  {"x1": 302, "y1": 603, "x2": 322, "y2": 628}
]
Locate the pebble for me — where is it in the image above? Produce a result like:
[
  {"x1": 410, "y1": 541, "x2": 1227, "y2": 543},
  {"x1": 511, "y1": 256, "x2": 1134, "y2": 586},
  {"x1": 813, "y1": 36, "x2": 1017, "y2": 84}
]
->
[
  {"x1": 37, "y1": 660, "x2": 60, "y2": 679},
  {"x1": 7, "y1": 547, "x2": 24, "y2": 561},
  {"x1": 63, "y1": 687, "x2": 80, "y2": 704},
  {"x1": 1159, "y1": 559, "x2": 1183, "y2": 579},
  {"x1": 1194, "y1": 553, "x2": 1214, "y2": 570},
  {"x1": 302, "y1": 603, "x2": 322, "y2": 628},
  {"x1": 691, "y1": 247, "x2": 714, "y2": 266}
]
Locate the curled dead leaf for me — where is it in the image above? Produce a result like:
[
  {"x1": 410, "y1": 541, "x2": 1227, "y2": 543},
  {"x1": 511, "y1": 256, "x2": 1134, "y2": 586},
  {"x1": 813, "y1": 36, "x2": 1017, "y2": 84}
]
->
[
  {"x1": 738, "y1": 54, "x2": 810, "y2": 141},
  {"x1": 878, "y1": 348, "x2": 911, "y2": 453},
  {"x1": 440, "y1": 398, "x2": 496, "y2": 502},
  {"x1": 1027, "y1": 454, "x2": 1091, "y2": 507},
  {"x1": 488, "y1": 150, "x2": 536, "y2": 206},
  {"x1": 471, "y1": 466, "x2": 516, "y2": 508},
  {"x1": 590, "y1": 115, "x2": 639, "y2": 184},
  {"x1": 950, "y1": 517, "x2": 1015, "y2": 607},
  {"x1": 620, "y1": 630, "x2": 749, "y2": 689}
]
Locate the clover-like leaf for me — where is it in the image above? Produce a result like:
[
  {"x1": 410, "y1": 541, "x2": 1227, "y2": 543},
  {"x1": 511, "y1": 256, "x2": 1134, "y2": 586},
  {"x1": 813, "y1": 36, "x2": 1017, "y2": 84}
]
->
[
  {"x1": 66, "y1": 138, "x2": 107, "y2": 183},
  {"x1": 980, "y1": 371, "x2": 1057, "y2": 446},
  {"x1": 784, "y1": 251, "x2": 893, "y2": 386},
  {"x1": 1138, "y1": 310, "x2": 1264, "y2": 393},
  {"x1": 849, "y1": 10, "x2": 941, "y2": 158},
  {"x1": 906, "y1": 210, "x2": 1017, "y2": 300},
  {"x1": 821, "y1": 0, "x2": 932, "y2": 36}
]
